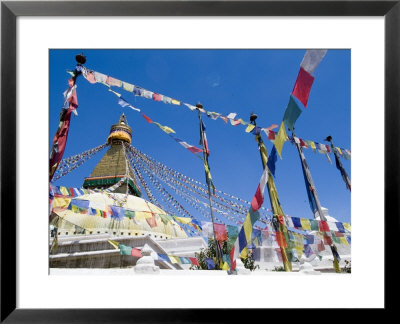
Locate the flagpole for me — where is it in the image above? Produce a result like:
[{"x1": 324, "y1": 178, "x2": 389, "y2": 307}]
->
[
  {"x1": 250, "y1": 114, "x2": 292, "y2": 272},
  {"x1": 196, "y1": 103, "x2": 222, "y2": 269},
  {"x1": 325, "y1": 136, "x2": 351, "y2": 191},
  {"x1": 292, "y1": 131, "x2": 341, "y2": 273}
]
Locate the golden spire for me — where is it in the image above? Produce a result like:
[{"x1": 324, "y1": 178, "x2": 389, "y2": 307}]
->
[{"x1": 107, "y1": 113, "x2": 132, "y2": 144}]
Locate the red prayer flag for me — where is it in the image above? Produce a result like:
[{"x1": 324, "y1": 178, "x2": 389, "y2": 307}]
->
[
  {"x1": 275, "y1": 232, "x2": 287, "y2": 248},
  {"x1": 267, "y1": 130, "x2": 275, "y2": 140},
  {"x1": 319, "y1": 220, "x2": 330, "y2": 232},
  {"x1": 146, "y1": 215, "x2": 157, "y2": 228},
  {"x1": 141, "y1": 113, "x2": 153, "y2": 124},
  {"x1": 214, "y1": 223, "x2": 227, "y2": 241},
  {"x1": 189, "y1": 257, "x2": 200, "y2": 266},
  {"x1": 292, "y1": 67, "x2": 315, "y2": 107},
  {"x1": 299, "y1": 138, "x2": 308, "y2": 148},
  {"x1": 131, "y1": 248, "x2": 142, "y2": 258},
  {"x1": 323, "y1": 235, "x2": 332, "y2": 245},
  {"x1": 153, "y1": 93, "x2": 162, "y2": 101}
]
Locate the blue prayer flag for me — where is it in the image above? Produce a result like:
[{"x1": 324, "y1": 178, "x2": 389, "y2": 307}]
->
[
  {"x1": 292, "y1": 217, "x2": 302, "y2": 228},
  {"x1": 110, "y1": 205, "x2": 125, "y2": 220},
  {"x1": 267, "y1": 145, "x2": 278, "y2": 177},
  {"x1": 205, "y1": 258, "x2": 215, "y2": 270}
]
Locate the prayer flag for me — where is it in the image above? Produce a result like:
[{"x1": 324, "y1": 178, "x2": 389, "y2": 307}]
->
[
  {"x1": 300, "y1": 218, "x2": 311, "y2": 230},
  {"x1": 141, "y1": 113, "x2": 153, "y2": 124},
  {"x1": 343, "y1": 223, "x2": 351, "y2": 232},
  {"x1": 106, "y1": 76, "x2": 122, "y2": 87},
  {"x1": 131, "y1": 248, "x2": 142, "y2": 258},
  {"x1": 283, "y1": 95, "x2": 303, "y2": 131},
  {"x1": 168, "y1": 255, "x2": 180, "y2": 264},
  {"x1": 300, "y1": 49, "x2": 328, "y2": 74},
  {"x1": 108, "y1": 239, "x2": 120, "y2": 250},
  {"x1": 205, "y1": 258, "x2": 215, "y2": 270},
  {"x1": 319, "y1": 220, "x2": 330, "y2": 232},
  {"x1": 251, "y1": 163, "x2": 269, "y2": 212},
  {"x1": 292, "y1": 67, "x2": 314, "y2": 107},
  {"x1": 339, "y1": 237, "x2": 349, "y2": 245},
  {"x1": 245, "y1": 124, "x2": 256, "y2": 133},
  {"x1": 153, "y1": 93, "x2": 162, "y2": 101},
  {"x1": 110, "y1": 205, "x2": 125, "y2": 220},
  {"x1": 171, "y1": 99, "x2": 180, "y2": 105},
  {"x1": 153, "y1": 122, "x2": 175, "y2": 134},
  {"x1": 291, "y1": 217, "x2": 302, "y2": 228},
  {"x1": 267, "y1": 145, "x2": 278, "y2": 177},
  {"x1": 157, "y1": 254, "x2": 170, "y2": 262},
  {"x1": 274, "y1": 122, "x2": 288, "y2": 158},
  {"x1": 122, "y1": 82, "x2": 134, "y2": 92},
  {"x1": 119, "y1": 244, "x2": 132, "y2": 255},
  {"x1": 189, "y1": 257, "x2": 200, "y2": 266},
  {"x1": 171, "y1": 136, "x2": 203, "y2": 154},
  {"x1": 146, "y1": 215, "x2": 157, "y2": 228},
  {"x1": 336, "y1": 222, "x2": 346, "y2": 233},
  {"x1": 310, "y1": 220, "x2": 319, "y2": 231},
  {"x1": 214, "y1": 223, "x2": 228, "y2": 241},
  {"x1": 118, "y1": 98, "x2": 140, "y2": 112}
]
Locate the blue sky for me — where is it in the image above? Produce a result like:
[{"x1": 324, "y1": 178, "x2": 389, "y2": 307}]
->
[{"x1": 49, "y1": 49, "x2": 351, "y2": 225}]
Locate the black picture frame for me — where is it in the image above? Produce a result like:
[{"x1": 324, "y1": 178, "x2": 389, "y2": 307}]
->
[{"x1": 1, "y1": 0, "x2": 397, "y2": 321}]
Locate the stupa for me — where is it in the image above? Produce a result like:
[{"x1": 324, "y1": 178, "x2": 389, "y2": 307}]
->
[{"x1": 49, "y1": 115, "x2": 207, "y2": 269}]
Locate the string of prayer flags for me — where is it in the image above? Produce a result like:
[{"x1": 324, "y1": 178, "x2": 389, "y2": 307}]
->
[
  {"x1": 107, "y1": 240, "x2": 143, "y2": 257},
  {"x1": 49, "y1": 77, "x2": 78, "y2": 181},
  {"x1": 334, "y1": 150, "x2": 352, "y2": 191},
  {"x1": 140, "y1": 112, "x2": 202, "y2": 155},
  {"x1": 274, "y1": 122, "x2": 288, "y2": 158},
  {"x1": 230, "y1": 207, "x2": 261, "y2": 270},
  {"x1": 170, "y1": 136, "x2": 203, "y2": 154},
  {"x1": 283, "y1": 95, "x2": 303, "y2": 131}
]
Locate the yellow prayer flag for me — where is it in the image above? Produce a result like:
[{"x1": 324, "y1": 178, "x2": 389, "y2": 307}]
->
[
  {"x1": 274, "y1": 122, "x2": 288, "y2": 158},
  {"x1": 343, "y1": 223, "x2": 351, "y2": 232},
  {"x1": 336, "y1": 147, "x2": 343, "y2": 155},
  {"x1": 310, "y1": 141, "x2": 316, "y2": 151},
  {"x1": 168, "y1": 255, "x2": 180, "y2": 264},
  {"x1": 108, "y1": 240, "x2": 120, "y2": 250},
  {"x1": 222, "y1": 261, "x2": 230, "y2": 271},
  {"x1": 239, "y1": 119, "x2": 247, "y2": 125},
  {"x1": 243, "y1": 212, "x2": 252, "y2": 242},
  {"x1": 296, "y1": 247, "x2": 304, "y2": 259},
  {"x1": 171, "y1": 99, "x2": 180, "y2": 105},
  {"x1": 300, "y1": 218, "x2": 311, "y2": 230},
  {"x1": 175, "y1": 217, "x2": 192, "y2": 224},
  {"x1": 53, "y1": 197, "x2": 71, "y2": 209},
  {"x1": 339, "y1": 237, "x2": 348, "y2": 245},
  {"x1": 60, "y1": 187, "x2": 70, "y2": 196},
  {"x1": 240, "y1": 246, "x2": 248, "y2": 259},
  {"x1": 154, "y1": 122, "x2": 175, "y2": 134},
  {"x1": 245, "y1": 124, "x2": 255, "y2": 133},
  {"x1": 122, "y1": 82, "x2": 134, "y2": 92}
]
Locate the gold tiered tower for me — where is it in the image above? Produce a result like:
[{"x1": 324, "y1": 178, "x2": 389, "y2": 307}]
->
[{"x1": 82, "y1": 114, "x2": 141, "y2": 196}]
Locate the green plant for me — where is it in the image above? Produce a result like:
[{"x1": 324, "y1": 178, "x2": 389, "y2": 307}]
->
[{"x1": 272, "y1": 266, "x2": 285, "y2": 272}]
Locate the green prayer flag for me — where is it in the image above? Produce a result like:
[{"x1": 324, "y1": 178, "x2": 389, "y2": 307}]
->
[
  {"x1": 283, "y1": 95, "x2": 303, "y2": 131},
  {"x1": 119, "y1": 244, "x2": 132, "y2": 255},
  {"x1": 310, "y1": 220, "x2": 319, "y2": 231},
  {"x1": 124, "y1": 209, "x2": 135, "y2": 219}
]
